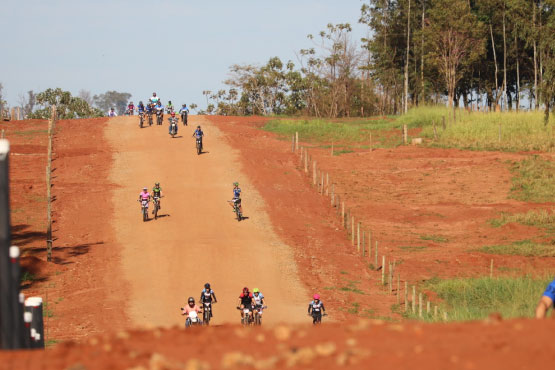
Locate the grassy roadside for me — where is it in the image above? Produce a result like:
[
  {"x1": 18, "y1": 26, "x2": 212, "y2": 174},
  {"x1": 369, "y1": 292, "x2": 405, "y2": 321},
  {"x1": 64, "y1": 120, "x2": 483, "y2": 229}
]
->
[
  {"x1": 262, "y1": 106, "x2": 554, "y2": 152},
  {"x1": 509, "y1": 156, "x2": 555, "y2": 203},
  {"x1": 262, "y1": 117, "x2": 402, "y2": 148},
  {"x1": 409, "y1": 275, "x2": 553, "y2": 322}
]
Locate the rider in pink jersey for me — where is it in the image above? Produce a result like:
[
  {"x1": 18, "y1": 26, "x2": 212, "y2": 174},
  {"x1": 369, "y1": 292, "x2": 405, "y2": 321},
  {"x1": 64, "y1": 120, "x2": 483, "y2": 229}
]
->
[{"x1": 138, "y1": 187, "x2": 150, "y2": 201}]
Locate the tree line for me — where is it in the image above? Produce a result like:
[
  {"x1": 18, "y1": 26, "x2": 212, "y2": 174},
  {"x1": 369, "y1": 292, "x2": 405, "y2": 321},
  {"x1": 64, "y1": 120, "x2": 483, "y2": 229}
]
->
[
  {"x1": 0, "y1": 85, "x2": 134, "y2": 119},
  {"x1": 204, "y1": 0, "x2": 554, "y2": 122}
]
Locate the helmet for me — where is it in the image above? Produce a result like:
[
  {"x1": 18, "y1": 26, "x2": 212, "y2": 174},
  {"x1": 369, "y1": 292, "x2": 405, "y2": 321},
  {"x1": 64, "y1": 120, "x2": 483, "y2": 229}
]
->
[
  {"x1": 197, "y1": 126, "x2": 201, "y2": 129},
  {"x1": 155, "y1": 182, "x2": 160, "y2": 186},
  {"x1": 253, "y1": 288, "x2": 259, "y2": 293},
  {"x1": 168, "y1": 100, "x2": 172, "y2": 104},
  {"x1": 153, "y1": 92, "x2": 157, "y2": 96},
  {"x1": 143, "y1": 187, "x2": 147, "y2": 190},
  {"x1": 204, "y1": 283, "x2": 210, "y2": 289},
  {"x1": 313, "y1": 294, "x2": 320, "y2": 300},
  {"x1": 233, "y1": 182, "x2": 239, "y2": 186},
  {"x1": 130, "y1": 101, "x2": 133, "y2": 104},
  {"x1": 188, "y1": 297, "x2": 195, "y2": 304},
  {"x1": 139, "y1": 101, "x2": 143, "y2": 105},
  {"x1": 182, "y1": 103, "x2": 186, "y2": 106},
  {"x1": 242, "y1": 287, "x2": 249, "y2": 294},
  {"x1": 171, "y1": 112, "x2": 176, "y2": 117}
]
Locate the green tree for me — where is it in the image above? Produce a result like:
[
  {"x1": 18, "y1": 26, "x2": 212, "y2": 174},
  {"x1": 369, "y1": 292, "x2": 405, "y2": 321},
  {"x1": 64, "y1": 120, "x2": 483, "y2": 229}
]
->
[{"x1": 29, "y1": 88, "x2": 103, "y2": 119}]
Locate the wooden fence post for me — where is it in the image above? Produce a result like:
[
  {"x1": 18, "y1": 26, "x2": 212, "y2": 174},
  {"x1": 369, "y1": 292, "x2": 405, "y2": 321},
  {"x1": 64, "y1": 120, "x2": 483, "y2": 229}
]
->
[
  {"x1": 46, "y1": 105, "x2": 56, "y2": 263},
  {"x1": 325, "y1": 173, "x2": 329, "y2": 196},
  {"x1": 351, "y1": 217, "x2": 355, "y2": 246},
  {"x1": 404, "y1": 281, "x2": 408, "y2": 311},
  {"x1": 304, "y1": 150, "x2": 308, "y2": 173},
  {"x1": 490, "y1": 259, "x2": 494, "y2": 278},
  {"x1": 341, "y1": 202, "x2": 345, "y2": 228},
  {"x1": 374, "y1": 241, "x2": 378, "y2": 269},
  {"x1": 397, "y1": 274, "x2": 400, "y2": 304},
  {"x1": 295, "y1": 132, "x2": 299, "y2": 151},
  {"x1": 412, "y1": 286, "x2": 416, "y2": 314},
  {"x1": 381, "y1": 256, "x2": 385, "y2": 285},
  {"x1": 433, "y1": 121, "x2": 438, "y2": 140},
  {"x1": 357, "y1": 223, "x2": 360, "y2": 253},
  {"x1": 313, "y1": 161, "x2": 317, "y2": 185},
  {"x1": 403, "y1": 124, "x2": 408, "y2": 144},
  {"x1": 362, "y1": 231, "x2": 365, "y2": 257},
  {"x1": 418, "y1": 293, "x2": 423, "y2": 318}
]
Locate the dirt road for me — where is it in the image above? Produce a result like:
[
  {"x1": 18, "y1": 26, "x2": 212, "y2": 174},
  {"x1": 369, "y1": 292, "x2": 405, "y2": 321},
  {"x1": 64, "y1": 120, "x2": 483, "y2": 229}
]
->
[{"x1": 106, "y1": 116, "x2": 307, "y2": 327}]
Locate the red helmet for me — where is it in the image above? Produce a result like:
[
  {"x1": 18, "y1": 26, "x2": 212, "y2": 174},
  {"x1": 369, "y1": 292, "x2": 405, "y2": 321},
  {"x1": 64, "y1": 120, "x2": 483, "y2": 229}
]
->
[
  {"x1": 171, "y1": 112, "x2": 176, "y2": 117},
  {"x1": 313, "y1": 294, "x2": 320, "y2": 300},
  {"x1": 243, "y1": 287, "x2": 249, "y2": 294}
]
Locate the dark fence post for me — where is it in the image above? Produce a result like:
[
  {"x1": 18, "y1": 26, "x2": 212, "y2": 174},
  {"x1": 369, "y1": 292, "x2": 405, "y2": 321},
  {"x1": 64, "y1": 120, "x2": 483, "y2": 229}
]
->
[
  {"x1": 10, "y1": 246, "x2": 23, "y2": 348},
  {"x1": 0, "y1": 140, "x2": 14, "y2": 349},
  {"x1": 25, "y1": 297, "x2": 44, "y2": 348}
]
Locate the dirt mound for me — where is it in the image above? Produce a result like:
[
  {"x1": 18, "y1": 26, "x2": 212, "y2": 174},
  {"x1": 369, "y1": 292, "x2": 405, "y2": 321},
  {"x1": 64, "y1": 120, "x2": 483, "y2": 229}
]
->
[{"x1": 2, "y1": 319, "x2": 554, "y2": 369}]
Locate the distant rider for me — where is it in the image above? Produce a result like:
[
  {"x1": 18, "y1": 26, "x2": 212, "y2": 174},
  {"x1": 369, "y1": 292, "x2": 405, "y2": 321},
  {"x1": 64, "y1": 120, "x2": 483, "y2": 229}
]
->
[
  {"x1": 181, "y1": 297, "x2": 202, "y2": 327},
  {"x1": 138, "y1": 187, "x2": 150, "y2": 212},
  {"x1": 155, "y1": 101, "x2": 164, "y2": 122},
  {"x1": 192, "y1": 125, "x2": 204, "y2": 149},
  {"x1": 108, "y1": 107, "x2": 117, "y2": 117},
  {"x1": 228, "y1": 182, "x2": 243, "y2": 214},
  {"x1": 536, "y1": 277, "x2": 555, "y2": 318},
  {"x1": 308, "y1": 294, "x2": 326, "y2": 324},
  {"x1": 200, "y1": 283, "x2": 218, "y2": 318},
  {"x1": 149, "y1": 92, "x2": 160, "y2": 105},
  {"x1": 166, "y1": 100, "x2": 174, "y2": 113},
  {"x1": 168, "y1": 112, "x2": 179, "y2": 135},
  {"x1": 237, "y1": 287, "x2": 254, "y2": 320},
  {"x1": 127, "y1": 101, "x2": 135, "y2": 115},
  {"x1": 179, "y1": 104, "x2": 189, "y2": 125},
  {"x1": 137, "y1": 101, "x2": 145, "y2": 115},
  {"x1": 252, "y1": 288, "x2": 265, "y2": 315},
  {"x1": 152, "y1": 182, "x2": 162, "y2": 210}
]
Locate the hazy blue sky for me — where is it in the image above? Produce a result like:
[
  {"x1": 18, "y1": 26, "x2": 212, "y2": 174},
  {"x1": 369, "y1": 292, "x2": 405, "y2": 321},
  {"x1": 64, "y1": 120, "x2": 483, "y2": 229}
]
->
[{"x1": 1, "y1": 0, "x2": 367, "y2": 110}]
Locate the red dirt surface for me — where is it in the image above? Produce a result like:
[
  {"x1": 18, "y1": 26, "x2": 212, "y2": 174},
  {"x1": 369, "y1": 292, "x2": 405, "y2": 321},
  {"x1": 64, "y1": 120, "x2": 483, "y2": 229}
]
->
[
  {"x1": 3, "y1": 318, "x2": 555, "y2": 369},
  {"x1": 1, "y1": 116, "x2": 553, "y2": 369},
  {"x1": 209, "y1": 116, "x2": 554, "y2": 319},
  {"x1": 2, "y1": 117, "x2": 128, "y2": 342}
]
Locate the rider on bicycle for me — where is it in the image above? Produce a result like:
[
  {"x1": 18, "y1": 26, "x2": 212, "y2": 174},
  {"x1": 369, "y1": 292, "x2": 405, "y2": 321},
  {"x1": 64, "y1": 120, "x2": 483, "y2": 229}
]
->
[
  {"x1": 152, "y1": 182, "x2": 162, "y2": 210},
  {"x1": 138, "y1": 187, "x2": 150, "y2": 212},
  {"x1": 155, "y1": 101, "x2": 164, "y2": 122},
  {"x1": 137, "y1": 101, "x2": 145, "y2": 115},
  {"x1": 179, "y1": 104, "x2": 189, "y2": 125},
  {"x1": 149, "y1": 92, "x2": 160, "y2": 105},
  {"x1": 229, "y1": 182, "x2": 243, "y2": 214},
  {"x1": 181, "y1": 297, "x2": 202, "y2": 327},
  {"x1": 237, "y1": 287, "x2": 254, "y2": 320},
  {"x1": 192, "y1": 125, "x2": 204, "y2": 149},
  {"x1": 108, "y1": 107, "x2": 117, "y2": 117},
  {"x1": 127, "y1": 101, "x2": 135, "y2": 115},
  {"x1": 168, "y1": 112, "x2": 179, "y2": 135},
  {"x1": 252, "y1": 288, "x2": 265, "y2": 315},
  {"x1": 200, "y1": 283, "x2": 218, "y2": 318},
  {"x1": 308, "y1": 294, "x2": 326, "y2": 324},
  {"x1": 166, "y1": 100, "x2": 174, "y2": 113}
]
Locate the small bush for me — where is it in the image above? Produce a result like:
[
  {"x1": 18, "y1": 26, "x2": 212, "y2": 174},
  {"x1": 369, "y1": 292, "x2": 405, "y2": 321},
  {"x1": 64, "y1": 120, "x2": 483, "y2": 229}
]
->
[{"x1": 480, "y1": 240, "x2": 555, "y2": 257}]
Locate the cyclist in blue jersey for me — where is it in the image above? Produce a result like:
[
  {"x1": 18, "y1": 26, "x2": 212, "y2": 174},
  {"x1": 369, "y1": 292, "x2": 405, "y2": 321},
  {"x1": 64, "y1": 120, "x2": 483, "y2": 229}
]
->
[
  {"x1": 137, "y1": 101, "x2": 145, "y2": 114},
  {"x1": 179, "y1": 104, "x2": 189, "y2": 125},
  {"x1": 228, "y1": 182, "x2": 242, "y2": 214},
  {"x1": 536, "y1": 277, "x2": 555, "y2": 318}
]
